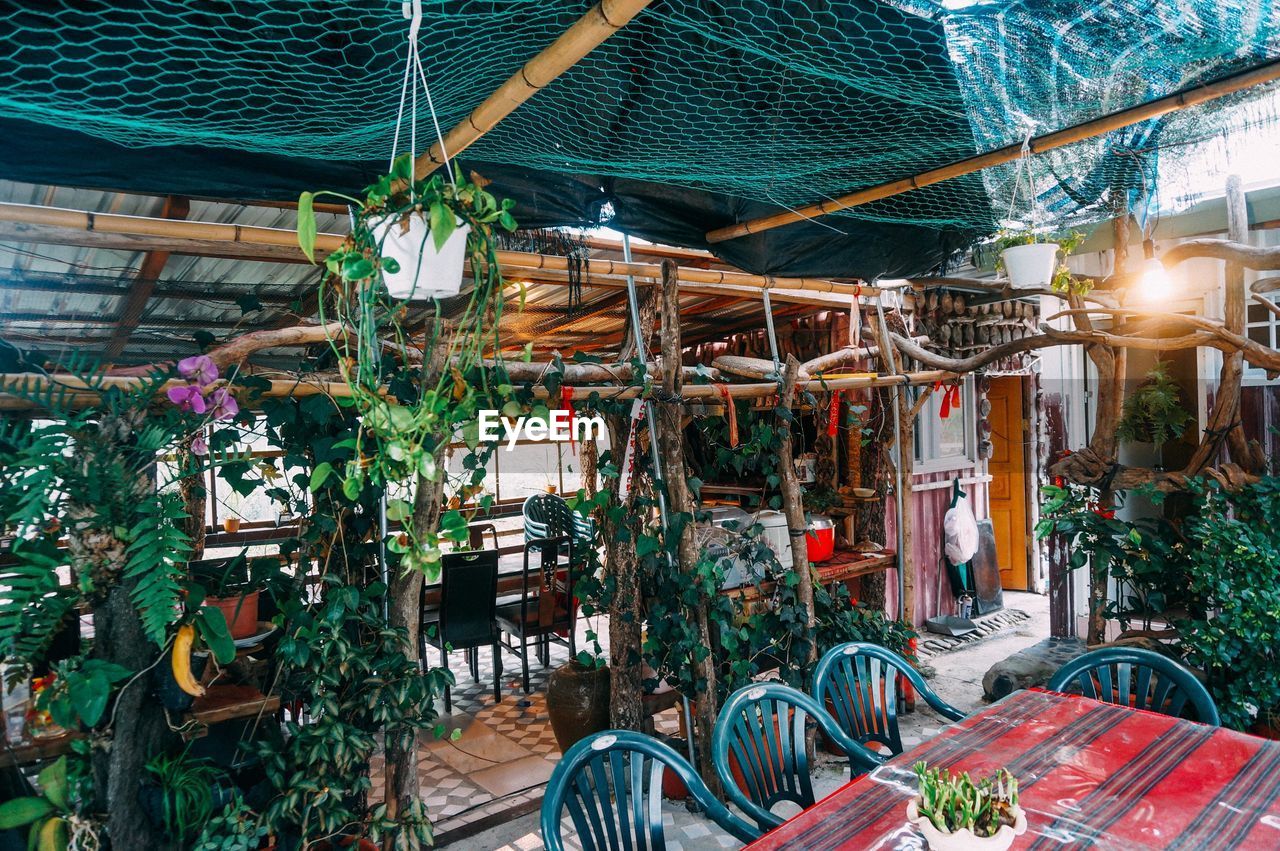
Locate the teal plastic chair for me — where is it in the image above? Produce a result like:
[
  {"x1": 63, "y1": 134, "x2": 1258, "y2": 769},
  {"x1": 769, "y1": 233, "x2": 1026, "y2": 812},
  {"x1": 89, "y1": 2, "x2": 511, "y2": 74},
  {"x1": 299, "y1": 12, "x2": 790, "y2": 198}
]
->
[
  {"x1": 542, "y1": 730, "x2": 758, "y2": 851},
  {"x1": 1047, "y1": 647, "x2": 1220, "y2": 725},
  {"x1": 813, "y1": 642, "x2": 966, "y2": 756},
  {"x1": 712, "y1": 681, "x2": 885, "y2": 831}
]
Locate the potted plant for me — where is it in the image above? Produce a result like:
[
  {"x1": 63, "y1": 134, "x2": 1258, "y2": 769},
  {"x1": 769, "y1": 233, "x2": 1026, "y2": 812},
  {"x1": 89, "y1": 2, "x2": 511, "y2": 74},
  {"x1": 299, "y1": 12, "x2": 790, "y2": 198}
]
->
[
  {"x1": 299, "y1": 156, "x2": 514, "y2": 303},
  {"x1": 1117, "y1": 360, "x2": 1192, "y2": 451},
  {"x1": 546, "y1": 628, "x2": 611, "y2": 754},
  {"x1": 0, "y1": 756, "x2": 86, "y2": 849},
  {"x1": 141, "y1": 747, "x2": 232, "y2": 846},
  {"x1": 907, "y1": 763, "x2": 1026, "y2": 850},
  {"x1": 991, "y1": 230, "x2": 1088, "y2": 293},
  {"x1": 191, "y1": 554, "x2": 264, "y2": 640}
]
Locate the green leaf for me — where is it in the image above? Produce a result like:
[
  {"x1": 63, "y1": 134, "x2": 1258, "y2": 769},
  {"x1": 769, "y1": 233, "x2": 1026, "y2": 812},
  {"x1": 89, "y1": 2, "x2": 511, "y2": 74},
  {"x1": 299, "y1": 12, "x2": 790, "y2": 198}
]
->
[
  {"x1": 428, "y1": 203, "x2": 455, "y2": 252},
  {"x1": 36, "y1": 758, "x2": 67, "y2": 811},
  {"x1": 0, "y1": 797, "x2": 52, "y2": 829},
  {"x1": 309, "y1": 462, "x2": 334, "y2": 492},
  {"x1": 297, "y1": 191, "x2": 318, "y2": 263},
  {"x1": 196, "y1": 606, "x2": 237, "y2": 665}
]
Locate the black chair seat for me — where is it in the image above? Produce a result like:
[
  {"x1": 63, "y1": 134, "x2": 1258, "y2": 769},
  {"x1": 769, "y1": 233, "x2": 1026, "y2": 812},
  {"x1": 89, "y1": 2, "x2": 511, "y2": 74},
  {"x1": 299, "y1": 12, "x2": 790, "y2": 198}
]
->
[{"x1": 496, "y1": 603, "x2": 571, "y2": 631}]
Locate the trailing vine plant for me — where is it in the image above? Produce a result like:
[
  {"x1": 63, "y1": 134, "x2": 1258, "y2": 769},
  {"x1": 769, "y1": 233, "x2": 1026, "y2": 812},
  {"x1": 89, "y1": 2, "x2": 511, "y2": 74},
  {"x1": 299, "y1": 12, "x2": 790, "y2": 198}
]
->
[{"x1": 295, "y1": 154, "x2": 517, "y2": 579}]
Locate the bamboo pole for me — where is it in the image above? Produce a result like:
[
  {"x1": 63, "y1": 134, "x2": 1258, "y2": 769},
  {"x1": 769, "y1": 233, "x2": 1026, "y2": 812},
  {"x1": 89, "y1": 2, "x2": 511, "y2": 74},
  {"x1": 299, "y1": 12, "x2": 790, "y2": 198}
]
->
[
  {"x1": 706, "y1": 58, "x2": 1280, "y2": 243},
  {"x1": 0, "y1": 202, "x2": 880, "y2": 299},
  {"x1": 0, "y1": 369, "x2": 951, "y2": 411},
  {"x1": 415, "y1": 0, "x2": 655, "y2": 178}
]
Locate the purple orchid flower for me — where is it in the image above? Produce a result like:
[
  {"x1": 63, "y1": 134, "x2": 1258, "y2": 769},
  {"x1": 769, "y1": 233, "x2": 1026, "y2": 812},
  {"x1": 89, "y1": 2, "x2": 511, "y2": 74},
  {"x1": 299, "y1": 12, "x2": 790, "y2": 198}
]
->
[
  {"x1": 209, "y1": 387, "x2": 239, "y2": 422},
  {"x1": 177, "y1": 355, "x2": 219, "y2": 387},
  {"x1": 190, "y1": 434, "x2": 209, "y2": 456},
  {"x1": 167, "y1": 384, "x2": 208, "y2": 414}
]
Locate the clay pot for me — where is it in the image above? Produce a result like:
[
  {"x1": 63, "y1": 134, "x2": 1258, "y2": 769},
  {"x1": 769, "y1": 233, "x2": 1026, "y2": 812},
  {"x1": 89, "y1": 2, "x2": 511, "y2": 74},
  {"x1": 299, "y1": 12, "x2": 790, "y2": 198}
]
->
[
  {"x1": 208, "y1": 589, "x2": 259, "y2": 639},
  {"x1": 546, "y1": 661, "x2": 610, "y2": 753},
  {"x1": 222, "y1": 517, "x2": 242, "y2": 533}
]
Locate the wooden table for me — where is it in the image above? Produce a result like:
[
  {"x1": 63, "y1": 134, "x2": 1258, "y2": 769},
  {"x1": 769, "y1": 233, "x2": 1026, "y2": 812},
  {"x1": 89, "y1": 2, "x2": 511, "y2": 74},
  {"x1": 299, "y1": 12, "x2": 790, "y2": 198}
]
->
[{"x1": 748, "y1": 689, "x2": 1280, "y2": 850}]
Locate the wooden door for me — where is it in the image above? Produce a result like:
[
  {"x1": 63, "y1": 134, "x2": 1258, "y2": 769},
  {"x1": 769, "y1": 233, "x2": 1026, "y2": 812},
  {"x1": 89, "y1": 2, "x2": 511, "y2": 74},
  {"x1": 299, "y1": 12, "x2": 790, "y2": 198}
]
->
[{"x1": 987, "y1": 377, "x2": 1029, "y2": 590}]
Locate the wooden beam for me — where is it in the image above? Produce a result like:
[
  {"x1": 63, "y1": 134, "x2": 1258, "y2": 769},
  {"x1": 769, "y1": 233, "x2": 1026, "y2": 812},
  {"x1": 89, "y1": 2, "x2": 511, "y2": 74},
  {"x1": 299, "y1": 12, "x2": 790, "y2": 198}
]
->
[
  {"x1": 416, "y1": 0, "x2": 655, "y2": 178},
  {"x1": 706, "y1": 58, "x2": 1280, "y2": 243},
  {"x1": 103, "y1": 196, "x2": 189, "y2": 361},
  {"x1": 0, "y1": 202, "x2": 879, "y2": 298}
]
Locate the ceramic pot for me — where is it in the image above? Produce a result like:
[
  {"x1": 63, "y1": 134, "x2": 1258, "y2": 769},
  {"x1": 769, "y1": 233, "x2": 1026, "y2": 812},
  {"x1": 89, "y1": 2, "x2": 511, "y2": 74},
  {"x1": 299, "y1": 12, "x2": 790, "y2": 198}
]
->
[
  {"x1": 1001, "y1": 242, "x2": 1059, "y2": 289},
  {"x1": 906, "y1": 799, "x2": 1027, "y2": 850},
  {"x1": 208, "y1": 590, "x2": 259, "y2": 639},
  {"x1": 369, "y1": 213, "x2": 469, "y2": 300},
  {"x1": 546, "y1": 661, "x2": 610, "y2": 753}
]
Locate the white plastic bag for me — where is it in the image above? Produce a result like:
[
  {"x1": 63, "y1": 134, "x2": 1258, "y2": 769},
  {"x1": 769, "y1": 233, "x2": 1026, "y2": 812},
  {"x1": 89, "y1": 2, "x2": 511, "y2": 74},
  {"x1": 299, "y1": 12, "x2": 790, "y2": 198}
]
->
[{"x1": 944, "y1": 494, "x2": 979, "y2": 565}]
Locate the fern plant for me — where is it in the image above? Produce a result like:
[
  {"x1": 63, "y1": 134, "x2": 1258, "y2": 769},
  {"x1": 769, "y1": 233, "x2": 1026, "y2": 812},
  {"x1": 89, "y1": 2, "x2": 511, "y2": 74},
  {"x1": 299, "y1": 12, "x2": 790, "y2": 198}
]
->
[
  {"x1": 1117, "y1": 361, "x2": 1193, "y2": 447},
  {"x1": 0, "y1": 354, "x2": 235, "y2": 663}
]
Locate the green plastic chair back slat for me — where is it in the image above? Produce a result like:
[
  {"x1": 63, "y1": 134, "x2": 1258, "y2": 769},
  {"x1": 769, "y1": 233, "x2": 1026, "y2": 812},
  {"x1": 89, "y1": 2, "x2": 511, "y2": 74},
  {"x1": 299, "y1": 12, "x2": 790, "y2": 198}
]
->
[
  {"x1": 1046, "y1": 647, "x2": 1220, "y2": 725},
  {"x1": 813, "y1": 642, "x2": 966, "y2": 756},
  {"x1": 543, "y1": 731, "x2": 758, "y2": 851},
  {"x1": 712, "y1": 681, "x2": 885, "y2": 831}
]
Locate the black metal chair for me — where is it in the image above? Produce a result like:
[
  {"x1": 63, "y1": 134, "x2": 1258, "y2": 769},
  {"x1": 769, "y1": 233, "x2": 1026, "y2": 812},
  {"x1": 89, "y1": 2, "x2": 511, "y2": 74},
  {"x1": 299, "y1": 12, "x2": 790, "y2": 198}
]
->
[
  {"x1": 420, "y1": 549, "x2": 502, "y2": 712},
  {"x1": 497, "y1": 536, "x2": 576, "y2": 692}
]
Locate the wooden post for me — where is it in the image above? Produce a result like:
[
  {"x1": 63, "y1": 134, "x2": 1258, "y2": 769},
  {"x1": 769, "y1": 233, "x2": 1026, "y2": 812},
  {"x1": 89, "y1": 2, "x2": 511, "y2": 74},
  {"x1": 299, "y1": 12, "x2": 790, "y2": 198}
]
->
[
  {"x1": 654, "y1": 259, "x2": 722, "y2": 789},
  {"x1": 775, "y1": 355, "x2": 816, "y2": 654},
  {"x1": 1223, "y1": 176, "x2": 1256, "y2": 469},
  {"x1": 602, "y1": 285, "x2": 658, "y2": 731},
  {"x1": 385, "y1": 346, "x2": 449, "y2": 846},
  {"x1": 895, "y1": 385, "x2": 917, "y2": 625}
]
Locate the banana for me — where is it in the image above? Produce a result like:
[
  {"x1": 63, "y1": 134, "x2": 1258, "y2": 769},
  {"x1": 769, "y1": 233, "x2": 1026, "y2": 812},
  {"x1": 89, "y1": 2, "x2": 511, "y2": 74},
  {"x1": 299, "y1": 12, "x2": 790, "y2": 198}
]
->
[{"x1": 171, "y1": 624, "x2": 205, "y2": 698}]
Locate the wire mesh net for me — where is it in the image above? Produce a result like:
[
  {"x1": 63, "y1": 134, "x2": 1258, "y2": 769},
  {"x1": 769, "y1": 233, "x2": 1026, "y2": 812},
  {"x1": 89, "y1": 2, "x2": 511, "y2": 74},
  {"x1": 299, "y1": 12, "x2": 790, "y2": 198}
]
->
[{"x1": 1, "y1": 1, "x2": 1279, "y2": 236}]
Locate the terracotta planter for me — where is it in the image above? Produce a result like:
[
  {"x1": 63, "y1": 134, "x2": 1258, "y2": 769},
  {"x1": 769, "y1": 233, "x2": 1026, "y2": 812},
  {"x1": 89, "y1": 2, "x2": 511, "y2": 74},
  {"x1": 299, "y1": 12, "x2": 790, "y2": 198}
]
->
[
  {"x1": 208, "y1": 590, "x2": 259, "y2": 639},
  {"x1": 546, "y1": 661, "x2": 610, "y2": 753},
  {"x1": 222, "y1": 517, "x2": 242, "y2": 533}
]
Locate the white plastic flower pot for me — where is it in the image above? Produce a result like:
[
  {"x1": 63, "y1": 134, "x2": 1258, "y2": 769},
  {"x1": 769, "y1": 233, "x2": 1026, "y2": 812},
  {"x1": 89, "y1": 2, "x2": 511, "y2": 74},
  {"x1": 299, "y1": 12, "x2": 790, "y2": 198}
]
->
[
  {"x1": 906, "y1": 799, "x2": 1027, "y2": 851},
  {"x1": 1000, "y1": 242, "x2": 1059, "y2": 289},
  {"x1": 370, "y1": 213, "x2": 470, "y2": 300}
]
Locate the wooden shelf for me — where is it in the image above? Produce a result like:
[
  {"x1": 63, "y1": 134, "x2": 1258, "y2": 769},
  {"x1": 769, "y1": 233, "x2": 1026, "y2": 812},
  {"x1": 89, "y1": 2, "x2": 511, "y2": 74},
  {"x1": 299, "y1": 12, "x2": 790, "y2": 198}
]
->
[
  {"x1": 0, "y1": 732, "x2": 79, "y2": 768},
  {"x1": 719, "y1": 550, "x2": 895, "y2": 604},
  {"x1": 188, "y1": 686, "x2": 280, "y2": 727}
]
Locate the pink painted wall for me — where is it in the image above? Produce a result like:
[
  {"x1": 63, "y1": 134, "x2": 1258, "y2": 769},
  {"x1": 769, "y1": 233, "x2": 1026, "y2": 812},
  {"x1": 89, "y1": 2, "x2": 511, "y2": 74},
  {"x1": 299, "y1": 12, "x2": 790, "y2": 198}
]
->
[{"x1": 885, "y1": 468, "x2": 989, "y2": 629}]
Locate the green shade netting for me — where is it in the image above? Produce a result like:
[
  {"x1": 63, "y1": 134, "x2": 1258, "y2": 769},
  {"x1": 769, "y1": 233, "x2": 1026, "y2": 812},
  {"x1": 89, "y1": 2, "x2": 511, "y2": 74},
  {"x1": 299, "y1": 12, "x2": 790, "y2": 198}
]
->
[{"x1": 1, "y1": 0, "x2": 1279, "y2": 269}]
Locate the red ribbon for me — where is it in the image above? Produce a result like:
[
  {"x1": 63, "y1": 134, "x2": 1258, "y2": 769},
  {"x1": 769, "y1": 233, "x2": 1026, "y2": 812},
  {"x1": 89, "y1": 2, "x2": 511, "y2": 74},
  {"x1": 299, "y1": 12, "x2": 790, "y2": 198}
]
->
[
  {"x1": 935, "y1": 381, "x2": 961, "y2": 420},
  {"x1": 713, "y1": 383, "x2": 739, "y2": 447},
  {"x1": 827, "y1": 390, "x2": 841, "y2": 437}
]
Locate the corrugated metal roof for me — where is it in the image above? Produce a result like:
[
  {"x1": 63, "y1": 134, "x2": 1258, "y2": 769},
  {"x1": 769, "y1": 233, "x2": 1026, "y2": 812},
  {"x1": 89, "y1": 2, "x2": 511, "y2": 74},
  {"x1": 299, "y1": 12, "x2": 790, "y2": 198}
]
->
[{"x1": 0, "y1": 180, "x2": 829, "y2": 370}]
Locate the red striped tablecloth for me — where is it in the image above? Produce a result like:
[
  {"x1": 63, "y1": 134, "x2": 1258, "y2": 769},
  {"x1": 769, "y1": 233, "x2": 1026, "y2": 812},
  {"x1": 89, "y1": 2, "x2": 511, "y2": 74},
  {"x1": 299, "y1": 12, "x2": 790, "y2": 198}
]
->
[{"x1": 747, "y1": 689, "x2": 1280, "y2": 850}]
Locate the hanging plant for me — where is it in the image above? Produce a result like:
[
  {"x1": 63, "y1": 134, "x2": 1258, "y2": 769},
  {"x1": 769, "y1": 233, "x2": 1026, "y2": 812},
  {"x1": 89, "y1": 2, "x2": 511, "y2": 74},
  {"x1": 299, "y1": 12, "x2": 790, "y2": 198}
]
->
[
  {"x1": 989, "y1": 229, "x2": 1091, "y2": 295},
  {"x1": 294, "y1": 154, "x2": 518, "y2": 578},
  {"x1": 1117, "y1": 360, "x2": 1192, "y2": 446}
]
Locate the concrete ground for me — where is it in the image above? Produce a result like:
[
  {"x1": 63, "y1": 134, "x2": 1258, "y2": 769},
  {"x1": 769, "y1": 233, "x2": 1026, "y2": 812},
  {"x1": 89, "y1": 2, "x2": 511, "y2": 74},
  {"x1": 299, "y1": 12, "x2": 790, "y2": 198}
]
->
[{"x1": 462, "y1": 591, "x2": 1050, "y2": 851}]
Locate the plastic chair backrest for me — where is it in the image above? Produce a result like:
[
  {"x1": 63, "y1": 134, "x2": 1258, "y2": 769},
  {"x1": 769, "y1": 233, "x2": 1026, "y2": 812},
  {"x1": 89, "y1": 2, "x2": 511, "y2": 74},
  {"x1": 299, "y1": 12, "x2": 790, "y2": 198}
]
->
[
  {"x1": 436, "y1": 549, "x2": 499, "y2": 648},
  {"x1": 813, "y1": 642, "x2": 966, "y2": 755},
  {"x1": 542, "y1": 730, "x2": 759, "y2": 851},
  {"x1": 712, "y1": 681, "x2": 884, "y2": 830},
  {"x1": 1047, "y1": 646, "x2": 1220, "y2": 725},
  {"x1": 523, "y1": 493, "x2": 595, "y2": 545}
]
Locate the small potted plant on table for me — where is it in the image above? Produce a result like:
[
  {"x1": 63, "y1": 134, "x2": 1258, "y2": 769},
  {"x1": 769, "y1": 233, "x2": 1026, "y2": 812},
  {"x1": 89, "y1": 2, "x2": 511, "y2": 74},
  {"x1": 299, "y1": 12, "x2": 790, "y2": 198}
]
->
[{"x1": 907, "y1": 762, "x2": 1026, "y2": 850}]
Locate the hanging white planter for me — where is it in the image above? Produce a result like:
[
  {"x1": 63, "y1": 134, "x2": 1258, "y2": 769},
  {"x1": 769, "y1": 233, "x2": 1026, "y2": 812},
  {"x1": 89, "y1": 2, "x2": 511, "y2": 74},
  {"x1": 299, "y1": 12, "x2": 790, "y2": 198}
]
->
[
  {"x1": 370, "y1": 213, "x2": 470, "y2": 300},
  {"x1": 1000, "y1": 242, "x2": 1059, "y2": 289}
]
